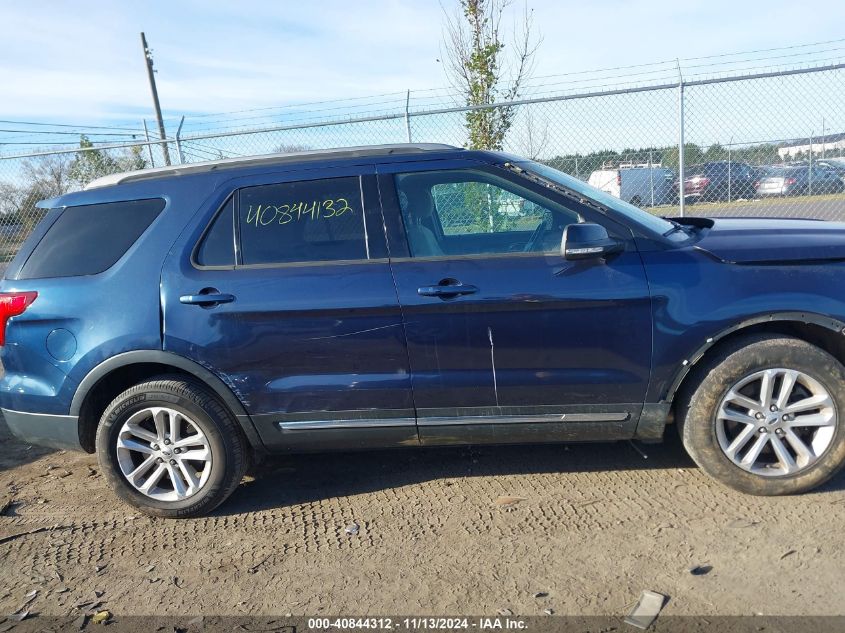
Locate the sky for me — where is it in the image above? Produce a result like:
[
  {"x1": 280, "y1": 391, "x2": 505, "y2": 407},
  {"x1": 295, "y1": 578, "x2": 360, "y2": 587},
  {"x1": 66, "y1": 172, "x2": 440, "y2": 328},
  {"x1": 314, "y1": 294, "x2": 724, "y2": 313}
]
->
[{"x1": 2, "y1": 0, "x2": 845, "y2": 126}]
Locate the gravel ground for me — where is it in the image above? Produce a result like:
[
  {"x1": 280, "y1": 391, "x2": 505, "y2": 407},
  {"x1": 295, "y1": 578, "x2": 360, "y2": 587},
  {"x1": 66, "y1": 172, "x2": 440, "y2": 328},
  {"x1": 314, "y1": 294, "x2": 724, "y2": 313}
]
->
[{"x1": 1, "y1": 418, "x2": 845, "y2": 619}]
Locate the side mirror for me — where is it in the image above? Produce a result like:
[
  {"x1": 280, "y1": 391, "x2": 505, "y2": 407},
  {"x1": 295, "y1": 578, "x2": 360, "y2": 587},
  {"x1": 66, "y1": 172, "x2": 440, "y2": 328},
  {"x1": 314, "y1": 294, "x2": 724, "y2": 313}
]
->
[{"x1": 562, "y1": 223, "x2": 623, "y2": 261}]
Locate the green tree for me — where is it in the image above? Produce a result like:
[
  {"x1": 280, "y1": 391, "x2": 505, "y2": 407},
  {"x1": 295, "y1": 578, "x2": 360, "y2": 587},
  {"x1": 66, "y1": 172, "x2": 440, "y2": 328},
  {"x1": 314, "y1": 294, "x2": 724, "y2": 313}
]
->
[
  {"x1": 68, "y1": 135, "x2": 119, "y2": 187},
  {"x1": 659, "y1": 143, "x2": 704, "y2": 170},
  {"x1": 68, "y1": 136, "x2": 147, "y2": 187},
  {"x1": 442, "y1": 0, "x2": 540, "y2": 150}
]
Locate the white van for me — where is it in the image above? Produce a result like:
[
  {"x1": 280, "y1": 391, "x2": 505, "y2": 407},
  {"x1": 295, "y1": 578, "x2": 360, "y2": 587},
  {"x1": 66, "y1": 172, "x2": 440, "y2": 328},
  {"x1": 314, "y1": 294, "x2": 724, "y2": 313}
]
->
[{"x1": 588, "y1": 164, "x2": 676, "y2": 207}]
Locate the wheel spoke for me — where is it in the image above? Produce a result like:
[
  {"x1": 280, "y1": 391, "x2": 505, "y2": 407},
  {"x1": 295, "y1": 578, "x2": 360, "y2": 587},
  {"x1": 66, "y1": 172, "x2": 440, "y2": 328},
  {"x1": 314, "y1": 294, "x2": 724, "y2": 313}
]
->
[
  {"x1": 177, "y1": 460, "x2": 200, "y2": 492},
  {"x1": 776, "y1": 370, "x2": 799, "y2": 410},
  {"x1": 724, "y1": 390, "x2": 763, "y2": 414},
  {"x1": 173, "y1": 433, "x2": 206, "y2": 449},
  {"x1": 724, "y1": 425, "x2": 757, "y2": 459},
  {"x1": 785, "y1": 393, "x2": 833, "y2": 415},
  {"x1": 152, "y1": 409, "x2": 168, "y2": 440},
  {"x1": 125, "y1": 422, "x2": 158, "y2": 443},
  {"x1": 138, "y1": 464, "x2": 167, "y2": 494},
  {"x1": 180, "y1": 448, "x2": 210, "y2": 462},
  {"x1": 740, "y1": 434, "x2": 769, "y2": 467},
  {"x1": 787, "y1": 412, "x2": 835, "y2": 428},
  {"x1": 117, "y1": 436, "x2": 155, "y2": 454},
  {"x1": 759, "y1": 369, "x2": 776, "y2": 408},
  {"x1": 127, "y1": 455, "x2": 157, "y2": 481},
  {"x1": 784, "y1": 429, "x2": 814, "y2": 464},
  {"x1": 168, "y1": 410, "x2": 182, "y2": 444},
  {"x1": 770, "y1": 436, "x2": 798, "y2": 474},
  {"x1": 719, "y1": 409, "x2": 758, "y2": 426},
  {"x1": 167, "y1": 463, "x2": 187, "y2": 498}
]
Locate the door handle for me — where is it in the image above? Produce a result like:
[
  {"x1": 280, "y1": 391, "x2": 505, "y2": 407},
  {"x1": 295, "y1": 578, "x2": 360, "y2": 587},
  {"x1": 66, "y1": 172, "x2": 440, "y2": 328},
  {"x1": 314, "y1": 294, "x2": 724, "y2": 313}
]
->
[
  {"x1": 179, "y1": 292, "x2": 235, "y2": 306},
  {"x1": 417, "y1": 284, "x2": 479, "y2": 298}
]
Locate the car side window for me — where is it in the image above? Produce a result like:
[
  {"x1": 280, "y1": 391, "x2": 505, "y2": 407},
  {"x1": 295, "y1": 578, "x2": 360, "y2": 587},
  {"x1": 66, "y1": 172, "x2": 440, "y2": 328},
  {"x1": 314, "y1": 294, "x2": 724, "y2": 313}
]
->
[
  {"x1": 237, "y1": 176, "x2": 368, "y2": 265},
  {"x1": 394, "y1": 169, "x2": 581, "y2": 258},
  {"x1": 195, "y1": 196, "x2": 235, "y2": 267}
]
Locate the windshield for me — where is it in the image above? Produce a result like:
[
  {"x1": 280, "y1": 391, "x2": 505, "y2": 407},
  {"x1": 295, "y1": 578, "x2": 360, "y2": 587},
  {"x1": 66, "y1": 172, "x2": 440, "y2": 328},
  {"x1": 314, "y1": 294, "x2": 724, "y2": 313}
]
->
[{"x1": 514, "y1": 160, "x2": 677, "y2": 236}]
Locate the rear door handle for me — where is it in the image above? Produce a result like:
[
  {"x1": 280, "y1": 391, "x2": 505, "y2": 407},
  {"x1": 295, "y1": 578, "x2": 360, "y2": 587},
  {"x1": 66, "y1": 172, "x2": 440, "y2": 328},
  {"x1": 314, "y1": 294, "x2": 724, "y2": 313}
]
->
[
  {"x1": 417, "y1": 284, "x2": 479, "y2": 298},
  {"x1": 179, "y1": 292, "x2": 235, "y2": 306}
]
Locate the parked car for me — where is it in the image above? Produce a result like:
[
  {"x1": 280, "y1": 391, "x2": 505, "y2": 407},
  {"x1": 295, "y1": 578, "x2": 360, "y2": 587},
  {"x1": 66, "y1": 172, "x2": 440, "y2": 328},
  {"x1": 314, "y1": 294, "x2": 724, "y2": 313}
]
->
[
  {"x1": 816, "y1": 159, "x2": 845, "y2": 184},
  {"x1": 756, "y1": 165, "x2": 845, "y2": 197},
  {"x1": 4, "y1": 144, "x2": 845, "y2": 518},
  {"x1": 682, "y1": 161, "x2": 756, "y2": 202},
  {"x1": 587, "y1": 164, "x2": 676, "y2": 206}
]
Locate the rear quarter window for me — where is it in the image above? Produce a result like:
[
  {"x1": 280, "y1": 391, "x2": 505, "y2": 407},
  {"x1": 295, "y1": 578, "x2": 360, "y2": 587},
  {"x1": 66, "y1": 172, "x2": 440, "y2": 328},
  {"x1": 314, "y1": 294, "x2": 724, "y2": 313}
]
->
[{"x1": 18, "y1": 198, "x2": 165, "y2": 279}]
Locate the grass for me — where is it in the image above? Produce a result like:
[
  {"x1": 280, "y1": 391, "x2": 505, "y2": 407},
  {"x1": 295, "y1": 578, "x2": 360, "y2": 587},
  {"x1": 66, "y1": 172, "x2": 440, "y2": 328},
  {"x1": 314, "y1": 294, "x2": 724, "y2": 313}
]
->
[{"x1": 647, "y1": 192, "x2": 845, "y2": 216}]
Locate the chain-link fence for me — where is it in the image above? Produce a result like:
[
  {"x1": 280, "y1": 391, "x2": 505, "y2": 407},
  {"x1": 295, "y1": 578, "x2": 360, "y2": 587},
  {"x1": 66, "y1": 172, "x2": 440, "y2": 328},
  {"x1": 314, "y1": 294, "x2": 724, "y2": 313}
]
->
[{"x1": 1, "y1": 61, "x2": 844, "y2": 263}]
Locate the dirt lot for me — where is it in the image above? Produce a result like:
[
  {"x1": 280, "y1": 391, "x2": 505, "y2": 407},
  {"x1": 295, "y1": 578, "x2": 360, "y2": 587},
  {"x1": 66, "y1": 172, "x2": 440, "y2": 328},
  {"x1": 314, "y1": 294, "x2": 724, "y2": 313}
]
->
[{"x1": 1, "y1": 420, "x2": 845, "y2": 620}]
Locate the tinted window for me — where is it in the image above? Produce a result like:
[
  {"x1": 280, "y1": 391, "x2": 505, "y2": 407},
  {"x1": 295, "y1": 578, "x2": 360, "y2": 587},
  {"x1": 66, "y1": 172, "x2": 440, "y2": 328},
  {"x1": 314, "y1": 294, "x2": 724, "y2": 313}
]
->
[
  {"x1": 19, "y1": 198, "x2": 165, "y2": 279},
  {"x1": 238, "y1": 177, "x2": 367, "y2": 265},
  {"x1": 196, "y1": 197, "x2": 234, "y2": 267},
  {"x1": 394, "y1": 169, "x2": 581, "y2": 257}
]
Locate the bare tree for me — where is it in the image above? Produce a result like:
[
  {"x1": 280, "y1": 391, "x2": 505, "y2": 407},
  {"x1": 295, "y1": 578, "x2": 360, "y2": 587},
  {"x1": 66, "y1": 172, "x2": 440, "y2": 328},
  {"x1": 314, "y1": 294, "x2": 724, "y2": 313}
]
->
[
  {"x1": 21, "y1": 153, "x2": 74, "y2": 199},
  {"x1": 512, "y1": 108, "x2": 549, "y2": 160},
  {"x1": 442, "y1": 0, "x2": 541, "y2": 150}
]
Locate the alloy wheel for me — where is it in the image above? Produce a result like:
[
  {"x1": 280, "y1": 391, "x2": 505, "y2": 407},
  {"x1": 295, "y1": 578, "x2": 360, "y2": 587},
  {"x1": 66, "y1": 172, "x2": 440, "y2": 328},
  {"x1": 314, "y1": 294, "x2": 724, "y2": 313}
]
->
[
  {"x1": 115, "y1": 406, "x2": 213, "y2": 501},
  {"x1": 716, "y1": 368, "x2": 837, "y2": 476}
]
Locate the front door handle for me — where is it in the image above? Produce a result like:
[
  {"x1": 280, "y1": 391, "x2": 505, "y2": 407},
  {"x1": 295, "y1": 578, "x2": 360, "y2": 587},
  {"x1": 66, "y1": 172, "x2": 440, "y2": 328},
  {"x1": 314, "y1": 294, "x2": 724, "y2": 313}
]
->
[
  {"x1": 179, "y1": 292, "x2": 235, "y2": 306},
  {"x1": 417, "y1": 283, "x2": 479, "y2": 298}
]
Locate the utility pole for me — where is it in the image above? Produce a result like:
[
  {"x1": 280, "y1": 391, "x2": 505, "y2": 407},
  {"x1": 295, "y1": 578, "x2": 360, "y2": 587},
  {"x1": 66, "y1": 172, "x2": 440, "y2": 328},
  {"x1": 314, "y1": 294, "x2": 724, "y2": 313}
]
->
[{"x1": 140, "y1": 32, "x2": 171, "y2": 166}]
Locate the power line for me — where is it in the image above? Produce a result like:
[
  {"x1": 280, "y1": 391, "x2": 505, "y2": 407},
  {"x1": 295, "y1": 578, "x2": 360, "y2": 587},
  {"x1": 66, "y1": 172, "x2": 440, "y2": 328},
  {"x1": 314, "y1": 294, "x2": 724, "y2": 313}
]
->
[
  {"x1": 0, "y1": 119, "x2": 144, "y2": 133},
  {"x1": 0, "y1": 129, "x2": 140, "y2": 137},
  {"x1": 679, "y1": 37, "x2": 845, "y2": 62}
]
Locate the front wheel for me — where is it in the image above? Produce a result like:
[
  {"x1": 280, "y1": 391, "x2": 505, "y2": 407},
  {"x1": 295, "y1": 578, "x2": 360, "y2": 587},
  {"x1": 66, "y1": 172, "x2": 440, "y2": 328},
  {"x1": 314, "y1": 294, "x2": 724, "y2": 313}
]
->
[
  {"x1": 677, "y1": 335, "x2": 845, "y2": 495},
  {"x1": 96, "y1": 375, "x2": 249, "y2": 518}
]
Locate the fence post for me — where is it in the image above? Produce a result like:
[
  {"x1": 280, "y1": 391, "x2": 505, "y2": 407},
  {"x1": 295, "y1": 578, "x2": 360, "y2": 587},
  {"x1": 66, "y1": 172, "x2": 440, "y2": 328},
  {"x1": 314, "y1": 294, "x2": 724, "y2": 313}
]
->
[
  {"x1": 727, "y1": 135, "x2": 733, "y2": 203},
  {"x1": 405, "y1": 90, "x2": 412, "y2": 143},
  {"x1": 142, "y1": 120, "x2": 156, "y2": 168},
  {"x1": 809, "y1": 131, "x2": 814, "y2": 196},
  {"x1": 648, "y1": 149, "x2": 655, "y2": 207},
  {"x1": 677, "y1": 61, "x2": 686, "y2": 218},
  {"x1": 175, "y1": 116, "x2": 186, "y2": 165}
]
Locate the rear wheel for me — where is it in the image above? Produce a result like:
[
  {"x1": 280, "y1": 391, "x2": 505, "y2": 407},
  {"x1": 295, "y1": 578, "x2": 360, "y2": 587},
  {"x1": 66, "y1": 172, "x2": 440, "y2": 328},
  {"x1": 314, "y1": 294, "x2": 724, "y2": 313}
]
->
[
  {"x1": 677, "y1": 335, "x2": 845, "y2": 495},
  {"x1": 96, "y1": 375, "x2": 249, "y2": 518}
]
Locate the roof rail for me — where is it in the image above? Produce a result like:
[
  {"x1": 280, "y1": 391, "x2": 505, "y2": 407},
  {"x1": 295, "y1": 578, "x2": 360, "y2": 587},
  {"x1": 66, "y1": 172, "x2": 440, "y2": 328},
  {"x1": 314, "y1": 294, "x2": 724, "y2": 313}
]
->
[{"x1": 85, "y1": 143, "x2": 460, "y2": 190}]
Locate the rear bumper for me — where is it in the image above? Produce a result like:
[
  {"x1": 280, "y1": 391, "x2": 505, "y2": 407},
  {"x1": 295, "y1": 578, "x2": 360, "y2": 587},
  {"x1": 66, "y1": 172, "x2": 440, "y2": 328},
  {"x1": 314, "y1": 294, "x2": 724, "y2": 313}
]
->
[{"x1": 1, "y1": 408, "x2": 82, "y2": 451}]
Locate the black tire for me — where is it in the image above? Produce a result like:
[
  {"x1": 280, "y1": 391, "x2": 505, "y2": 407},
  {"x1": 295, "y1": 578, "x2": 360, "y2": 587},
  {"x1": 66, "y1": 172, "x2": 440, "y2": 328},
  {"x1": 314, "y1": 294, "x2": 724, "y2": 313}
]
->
[
  {"x1": 677, "y1": 335, "x2": 845, "y2": 495},
  {"x1": 95, "y1": 374, "x2": 249, "y2": 518},
  {"x1": 629, "y1": 195, "x2": 642, "y2": 207}
]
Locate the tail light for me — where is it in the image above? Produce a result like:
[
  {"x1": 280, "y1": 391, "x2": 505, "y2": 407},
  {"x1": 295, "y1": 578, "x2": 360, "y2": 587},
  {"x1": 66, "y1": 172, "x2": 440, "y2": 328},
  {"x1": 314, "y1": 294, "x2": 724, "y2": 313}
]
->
[
  {"x1": 754, "y1": 181, "x2": 760, "y2": 188},
  {"x1": 0, "y1": 292, "x2": 37, "y2": 346},
  {"x1": 785, "y1": 178, "x2": 796, "y2": 185},
  {"x1": 616, "y1": 172, "x2": 622, "y2": 187},
  {"x1": 698, "y1": 177, "x2": 711, "y2": 187}
]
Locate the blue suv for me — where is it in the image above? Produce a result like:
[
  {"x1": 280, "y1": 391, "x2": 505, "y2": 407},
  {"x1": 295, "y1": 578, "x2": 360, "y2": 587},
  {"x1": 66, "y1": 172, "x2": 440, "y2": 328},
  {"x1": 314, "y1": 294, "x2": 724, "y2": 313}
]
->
[{"x1": 2, "y1": 144, "x2": 845, "y2": 517}]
